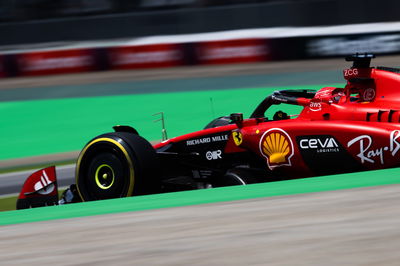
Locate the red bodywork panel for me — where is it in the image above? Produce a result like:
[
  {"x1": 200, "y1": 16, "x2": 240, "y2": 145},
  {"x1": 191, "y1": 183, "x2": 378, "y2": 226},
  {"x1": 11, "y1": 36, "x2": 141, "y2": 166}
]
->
[{"x1": 154, "y1": 63, "x2": 400, "y2": 179}]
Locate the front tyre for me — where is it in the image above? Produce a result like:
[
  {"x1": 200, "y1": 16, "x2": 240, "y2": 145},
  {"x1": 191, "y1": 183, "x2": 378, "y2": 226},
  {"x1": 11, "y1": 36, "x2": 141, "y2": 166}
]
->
[{"x1": 76, "y1": 132, "x2": 159, "y2": 201}]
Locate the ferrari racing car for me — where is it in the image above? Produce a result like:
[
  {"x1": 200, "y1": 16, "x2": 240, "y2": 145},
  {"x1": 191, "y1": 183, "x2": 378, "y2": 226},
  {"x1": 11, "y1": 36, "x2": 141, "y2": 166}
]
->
[{"x1": 17, "y1": 54, "x2": 400, "y2": 208}]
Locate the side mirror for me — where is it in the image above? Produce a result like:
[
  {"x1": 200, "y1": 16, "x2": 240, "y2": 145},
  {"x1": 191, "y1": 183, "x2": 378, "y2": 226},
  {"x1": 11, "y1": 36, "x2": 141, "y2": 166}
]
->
[{"x1": 230, "y1": 113, "x2": 243, "y2": 127}]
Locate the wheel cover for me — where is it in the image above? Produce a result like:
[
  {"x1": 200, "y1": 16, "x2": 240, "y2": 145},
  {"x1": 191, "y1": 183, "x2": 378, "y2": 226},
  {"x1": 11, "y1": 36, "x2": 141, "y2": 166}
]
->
[
  {"x1": 94, "y1": 164, "x2": 115, "y2": 190},
  {"x1": 76, "y1": 137, "x2": 135, "y2": 201}
]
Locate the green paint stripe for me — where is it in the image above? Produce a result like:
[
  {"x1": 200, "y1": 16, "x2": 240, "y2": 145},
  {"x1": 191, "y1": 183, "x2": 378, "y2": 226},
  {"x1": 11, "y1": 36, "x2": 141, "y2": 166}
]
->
[
  {"x1": 0, "y1": 83, "x2": 343, "y2": 160},
  {"x1": 1, "y1": 167, "x2": 399, "y2": 226}
]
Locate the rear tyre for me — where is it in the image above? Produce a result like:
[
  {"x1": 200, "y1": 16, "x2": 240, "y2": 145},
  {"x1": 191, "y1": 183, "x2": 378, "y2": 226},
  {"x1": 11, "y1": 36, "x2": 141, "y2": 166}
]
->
[{"x1": 76, "y1": 132, "x2": 159, "y2": 201}]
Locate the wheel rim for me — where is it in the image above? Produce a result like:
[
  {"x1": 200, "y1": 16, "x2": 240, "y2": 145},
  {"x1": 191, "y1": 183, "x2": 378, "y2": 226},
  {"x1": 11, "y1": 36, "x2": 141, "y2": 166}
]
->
[
  {"x1": 85, "y1": 151, "x2": 127, "y2": 199},
  {"x1": 76, "y1": 137, "x2": 135, "y2": 201},
  {"x1": 94, "y1": 164, "x2": 115, "y2": 190}
]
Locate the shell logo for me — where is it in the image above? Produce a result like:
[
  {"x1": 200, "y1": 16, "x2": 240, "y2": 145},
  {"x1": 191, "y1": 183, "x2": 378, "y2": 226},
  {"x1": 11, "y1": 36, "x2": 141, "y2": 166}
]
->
[{"x1": 259, "y1": 128, "x2": 294, "y2": 170}]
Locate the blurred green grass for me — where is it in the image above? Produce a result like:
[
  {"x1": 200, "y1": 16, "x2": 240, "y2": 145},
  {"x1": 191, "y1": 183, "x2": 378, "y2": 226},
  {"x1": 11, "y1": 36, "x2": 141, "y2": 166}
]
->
[
  {"x1": 0, "y1": 84, "x2": 340, "y2": 160},
  {"x1": 0, "y1": 195, "x2": 17, "y2": 212}
]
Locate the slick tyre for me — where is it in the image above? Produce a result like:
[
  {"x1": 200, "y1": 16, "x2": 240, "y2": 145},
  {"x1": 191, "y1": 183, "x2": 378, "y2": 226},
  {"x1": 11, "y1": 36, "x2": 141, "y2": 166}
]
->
[
  {"x1": 216, "y1": 169, "x2": 258, "y2": 187},
  {"x1": 76, "y1": 132, "x2": 160, "y2": 201}
]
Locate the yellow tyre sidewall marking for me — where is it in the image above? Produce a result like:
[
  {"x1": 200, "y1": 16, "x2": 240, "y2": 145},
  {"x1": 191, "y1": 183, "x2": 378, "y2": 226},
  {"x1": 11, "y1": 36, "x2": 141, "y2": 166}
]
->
[{"x1": 76, "y1": 137, "x2": 135, "y2": 201}]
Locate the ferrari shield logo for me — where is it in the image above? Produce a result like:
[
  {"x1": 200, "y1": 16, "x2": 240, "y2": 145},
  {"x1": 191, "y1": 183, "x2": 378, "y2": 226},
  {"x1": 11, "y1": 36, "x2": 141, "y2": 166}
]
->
[
  {"x1": 232, "y1": 131, "x2": 243, "y2": 146},
  {"x1": 259, "y1": 128, "x2": 294, "y2": 170}
]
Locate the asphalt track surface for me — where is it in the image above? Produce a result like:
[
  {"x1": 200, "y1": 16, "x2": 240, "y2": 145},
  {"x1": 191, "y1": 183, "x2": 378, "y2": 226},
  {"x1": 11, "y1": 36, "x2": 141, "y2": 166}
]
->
[{"x1": 1, "y1": 184, "x2": 400, "y2": 265}]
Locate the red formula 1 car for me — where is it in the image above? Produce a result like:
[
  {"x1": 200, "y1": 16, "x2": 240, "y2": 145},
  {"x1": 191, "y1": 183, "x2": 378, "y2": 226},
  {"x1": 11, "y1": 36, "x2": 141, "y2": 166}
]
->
[{"x1": 17, "y1": 54, "x2": 400, "y2": 208}]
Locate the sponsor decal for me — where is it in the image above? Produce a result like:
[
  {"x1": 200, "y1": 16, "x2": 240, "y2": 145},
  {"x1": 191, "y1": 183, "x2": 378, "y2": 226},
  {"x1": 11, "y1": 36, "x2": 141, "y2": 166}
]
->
[
  {"x1": 232, "y1": 131, "x2": 243, "y2": 146},
  {"x1": 309, "y1": 99, "x2": 322, "y2": 112},
  {"x1": 347, "y1": 130, "x2": 400, "y2": 164},
  {"x1": 17, "y1": 49, "x2": 95, "y2": 76},
  {"x1": 296, "y1": 135, "x2": 360, "y2": 175},
  {"x1": 363, "y1": 88, "x2": 376, "y2": 101},
  {"x1": 20, "y1": 56, "x2": 92, "y2": 71},
  {"x1": 307, "y1": 34, "x2": 400, "y2": 56},
  {"x1": 206, "y1": 150, "x2": 222, "y2": 160},
  {"x1": 259, "y1": 128, "x2": 294, "y2": 170},
  {"x1": 200, "y1": 45, "x2": 266, "y2": 60},
  {"x1": 113, "y1": 50, "x2": 181, "y2": 65},
  {"x1": 298, "y1": 136, "x2": 339, "y2": 153},
  {"x1": 197, "y1": 39, "x2": 269, "y2": 64},
  {"x1": 186, "y1": 134, "x2": 228, "y2": 146},
  {"x1": 343, "y1": 68, "x2": 359, "y2": 78},
  {"x1": 342, "y1": 68, "x2": 372, "y2": 81},
  {"x1": 109, "y1": 44, "x2": 183, "y2": 69}
]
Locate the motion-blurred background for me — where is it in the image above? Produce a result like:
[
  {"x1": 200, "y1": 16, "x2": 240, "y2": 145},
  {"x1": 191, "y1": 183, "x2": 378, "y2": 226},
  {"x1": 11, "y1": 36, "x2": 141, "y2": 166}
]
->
[{"x1": 1, "y1": 0, "x2": 400, "y2": 75}]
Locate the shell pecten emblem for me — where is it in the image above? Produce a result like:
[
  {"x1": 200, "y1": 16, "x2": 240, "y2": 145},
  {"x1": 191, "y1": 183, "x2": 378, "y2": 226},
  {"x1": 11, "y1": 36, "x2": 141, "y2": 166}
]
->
[{"x1": 259, "y1": 128, "x2": 294, "y2": 170}]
